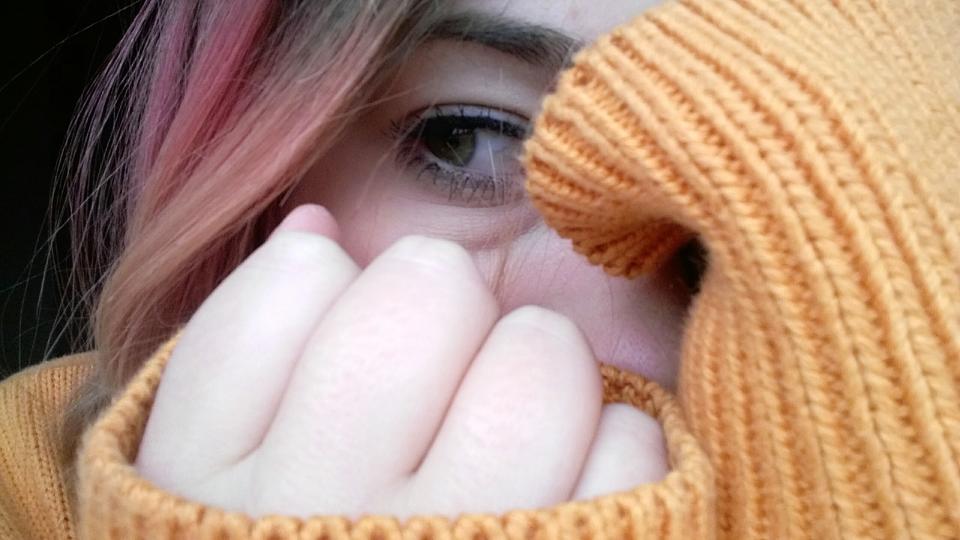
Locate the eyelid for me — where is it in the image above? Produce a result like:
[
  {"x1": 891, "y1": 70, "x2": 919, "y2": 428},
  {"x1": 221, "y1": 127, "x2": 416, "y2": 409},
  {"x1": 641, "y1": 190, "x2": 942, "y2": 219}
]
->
[
  {"x1": 421, "y1": 103, "x2": 529, "y2": 123},
  {"x1": 390, "y1": 103, "x2": 531, "y2": 139}
]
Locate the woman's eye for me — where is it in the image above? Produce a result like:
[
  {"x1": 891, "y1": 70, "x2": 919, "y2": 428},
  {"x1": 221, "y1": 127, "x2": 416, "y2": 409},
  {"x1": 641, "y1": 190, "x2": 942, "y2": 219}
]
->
[
  {"x1": 389, "y1": 105, "x2": 529, "y2": 207},
  {"x1": 421, "y1": 117, "x2": 477, "y2": 166}
]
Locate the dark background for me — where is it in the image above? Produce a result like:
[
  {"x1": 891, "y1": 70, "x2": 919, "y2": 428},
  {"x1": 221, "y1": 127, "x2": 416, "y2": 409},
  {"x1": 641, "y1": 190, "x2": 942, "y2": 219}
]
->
[{"x1": 1, "y1": 2, "x2": 137, "y2": 377}]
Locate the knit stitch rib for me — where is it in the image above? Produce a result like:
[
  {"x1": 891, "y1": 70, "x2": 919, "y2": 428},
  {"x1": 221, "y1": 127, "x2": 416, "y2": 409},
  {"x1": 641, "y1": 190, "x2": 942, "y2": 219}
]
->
[{"x1": 526, "y1": 1, "x2": 960, "y2": 537}]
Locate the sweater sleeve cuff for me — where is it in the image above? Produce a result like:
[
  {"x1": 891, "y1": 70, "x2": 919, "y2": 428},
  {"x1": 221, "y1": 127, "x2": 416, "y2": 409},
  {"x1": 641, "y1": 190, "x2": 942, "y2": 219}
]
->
[{"x1": 76, "y1": 332, "x2": 714, "y2": 539}]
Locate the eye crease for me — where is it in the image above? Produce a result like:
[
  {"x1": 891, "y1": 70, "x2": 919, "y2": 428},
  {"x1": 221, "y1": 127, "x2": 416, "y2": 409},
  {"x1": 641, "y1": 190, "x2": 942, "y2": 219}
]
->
[{"x1": 387, "y1": 104, "x2": 529, "y2": 207}]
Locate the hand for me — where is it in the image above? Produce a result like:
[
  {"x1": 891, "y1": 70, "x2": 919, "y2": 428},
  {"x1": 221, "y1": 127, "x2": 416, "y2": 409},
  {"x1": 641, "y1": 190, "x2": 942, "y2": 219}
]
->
[{"x1": 134, "y1": 204, "x2": 667, "y2": 519}]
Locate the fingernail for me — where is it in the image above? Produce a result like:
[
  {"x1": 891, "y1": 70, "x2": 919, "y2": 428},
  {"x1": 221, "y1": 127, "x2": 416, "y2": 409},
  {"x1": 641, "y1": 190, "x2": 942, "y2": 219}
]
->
[{"x1": 272, "y1": 205, "x2": 340, "y2": 239}]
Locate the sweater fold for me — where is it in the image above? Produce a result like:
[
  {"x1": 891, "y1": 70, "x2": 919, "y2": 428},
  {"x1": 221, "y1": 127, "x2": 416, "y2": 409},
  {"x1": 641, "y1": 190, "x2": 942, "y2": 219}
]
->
[{"x1": 525, "y1": 0, "x2": 960, "y2": 537}]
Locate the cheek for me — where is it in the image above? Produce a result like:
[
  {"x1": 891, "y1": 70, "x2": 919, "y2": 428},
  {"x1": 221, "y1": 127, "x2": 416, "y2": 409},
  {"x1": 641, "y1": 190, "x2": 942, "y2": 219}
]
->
[
  {"x1": 478, "y1": 227, "x2": 689, "y2": 389},
  {"x1": 288, "y1": 132, "x2": 429, "y2": 265}
]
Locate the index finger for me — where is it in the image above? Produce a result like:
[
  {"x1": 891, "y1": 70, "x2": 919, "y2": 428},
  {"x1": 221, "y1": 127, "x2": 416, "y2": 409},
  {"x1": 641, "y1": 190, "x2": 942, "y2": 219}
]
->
[{"x1": 136, "y1": 205, "x2": 359, "y2": 485}]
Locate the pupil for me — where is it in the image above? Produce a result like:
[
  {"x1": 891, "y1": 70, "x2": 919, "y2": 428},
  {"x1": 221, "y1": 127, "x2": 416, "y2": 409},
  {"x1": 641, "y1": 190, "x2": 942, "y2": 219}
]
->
[{"x1": 424, "y1": 119, "x2": 476, "y2": 167}]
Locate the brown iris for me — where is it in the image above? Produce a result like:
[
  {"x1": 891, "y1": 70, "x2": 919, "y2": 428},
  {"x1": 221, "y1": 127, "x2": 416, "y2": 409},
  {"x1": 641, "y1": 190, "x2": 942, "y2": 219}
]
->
[{"x1": 421, "y1": 118, "x2": 477, "y2": 167}]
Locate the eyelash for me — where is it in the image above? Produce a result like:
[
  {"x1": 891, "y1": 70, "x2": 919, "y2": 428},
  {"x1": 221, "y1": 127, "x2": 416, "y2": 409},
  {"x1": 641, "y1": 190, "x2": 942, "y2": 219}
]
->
[{"x1": 386, "y1": 105, "x2": 528, "y2": 207}]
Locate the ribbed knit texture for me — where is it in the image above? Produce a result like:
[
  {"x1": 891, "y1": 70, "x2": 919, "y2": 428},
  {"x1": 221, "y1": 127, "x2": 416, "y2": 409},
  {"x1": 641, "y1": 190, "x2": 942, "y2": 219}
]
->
[
  {"x1": 525, "y1": 0, "x2": 960, "y2": 538},
  {"x1": 0, "y1": 0, "x2": 957, "y2": 538},
  {"x1": 0, "y1": 354, "x2": 93, "y2": 539}
]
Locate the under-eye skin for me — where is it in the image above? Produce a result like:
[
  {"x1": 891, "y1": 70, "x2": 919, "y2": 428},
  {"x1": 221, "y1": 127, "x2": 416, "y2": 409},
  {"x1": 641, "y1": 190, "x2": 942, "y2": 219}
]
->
[{"x1": 387, "y1": 104, "x2": 530, "y2": 208}]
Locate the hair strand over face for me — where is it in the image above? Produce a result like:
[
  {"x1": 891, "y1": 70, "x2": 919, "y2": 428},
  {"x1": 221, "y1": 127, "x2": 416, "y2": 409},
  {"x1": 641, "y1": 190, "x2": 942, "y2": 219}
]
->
[{"x1": 55, "y1": 0, "x2": 445, "y2": 473}]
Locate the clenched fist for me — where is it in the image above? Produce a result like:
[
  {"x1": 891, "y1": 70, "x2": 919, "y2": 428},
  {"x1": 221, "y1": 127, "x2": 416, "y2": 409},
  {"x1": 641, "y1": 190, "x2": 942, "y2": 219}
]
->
[{"x1": 135, "y1": 205, "x2": 667, "y2": 519}]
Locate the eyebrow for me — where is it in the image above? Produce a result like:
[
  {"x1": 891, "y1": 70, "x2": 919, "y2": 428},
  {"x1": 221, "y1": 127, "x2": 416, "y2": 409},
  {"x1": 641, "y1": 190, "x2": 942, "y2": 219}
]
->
[{"x1": 425, "y1": 11, "x2": 584, "y2": 73}]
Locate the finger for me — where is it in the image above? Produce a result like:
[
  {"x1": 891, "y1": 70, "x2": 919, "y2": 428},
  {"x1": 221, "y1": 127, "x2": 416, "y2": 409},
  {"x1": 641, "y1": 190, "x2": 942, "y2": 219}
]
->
[
  {"x1": 572, "y1": 403, "x2": 668, "y2": 501},
  {"x1": 406, "y1": 306, "x2": 603, "y2": 516},
  {"x1": 257, "y1": 236, "x2": 498, "y2": 515},
  {"x1": 272, "y1": 204, "x2": 341, "y2": 240},
  {"x1": 137, "y1": 205, "x2": 359, "y2": 483}
]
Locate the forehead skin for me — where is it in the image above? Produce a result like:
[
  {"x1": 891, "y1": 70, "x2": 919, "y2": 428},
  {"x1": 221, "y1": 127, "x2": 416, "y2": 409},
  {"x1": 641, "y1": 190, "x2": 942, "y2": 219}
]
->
[{"x1": 451, "y1": 0, "x2": 664, "y2": 43}]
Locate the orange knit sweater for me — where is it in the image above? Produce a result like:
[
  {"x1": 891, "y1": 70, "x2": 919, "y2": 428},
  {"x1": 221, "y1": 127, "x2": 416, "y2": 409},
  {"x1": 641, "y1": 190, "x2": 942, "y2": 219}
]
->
[{"x1": 2, "y1": 0, "x2": 958, "y2": 538}]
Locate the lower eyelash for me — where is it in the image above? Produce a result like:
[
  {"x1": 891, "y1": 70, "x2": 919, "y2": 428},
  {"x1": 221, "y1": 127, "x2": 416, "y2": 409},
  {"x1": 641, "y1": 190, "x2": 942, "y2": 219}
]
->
[{"x1": 410, "y1": 157, "x2": 513, "y2": 206}]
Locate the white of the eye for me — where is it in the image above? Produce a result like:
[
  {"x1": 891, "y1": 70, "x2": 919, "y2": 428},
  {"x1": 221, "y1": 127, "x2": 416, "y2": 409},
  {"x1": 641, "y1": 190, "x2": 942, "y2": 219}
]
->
[{"x1": 459, "y1": 129, "x2": 523, "y2": 176}]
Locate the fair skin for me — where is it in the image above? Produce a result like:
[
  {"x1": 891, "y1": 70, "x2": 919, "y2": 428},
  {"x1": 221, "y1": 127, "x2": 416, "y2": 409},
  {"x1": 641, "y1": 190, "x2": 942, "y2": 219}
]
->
[{"x1": 136, "y1": 0, "x2": 678, "y2": 519}]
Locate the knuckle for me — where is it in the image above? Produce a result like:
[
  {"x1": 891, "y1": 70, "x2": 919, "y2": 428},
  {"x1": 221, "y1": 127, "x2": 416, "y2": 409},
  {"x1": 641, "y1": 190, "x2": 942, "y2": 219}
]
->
[
  {"x1": 386, "y1": 235, "x2": 476, "y2": 274},
  {"x1": 494, "y1": 307, "x2": 599, "y2": 385},
  {"x1": 256, "y1": 231, "x2": 350, "y2": 272},
  {"x1": 503, "y1": 305, "x2": 584, "y2": 343},
  {"x1": 604, "y1": 403, "x2": 661, "y2": 437}
]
